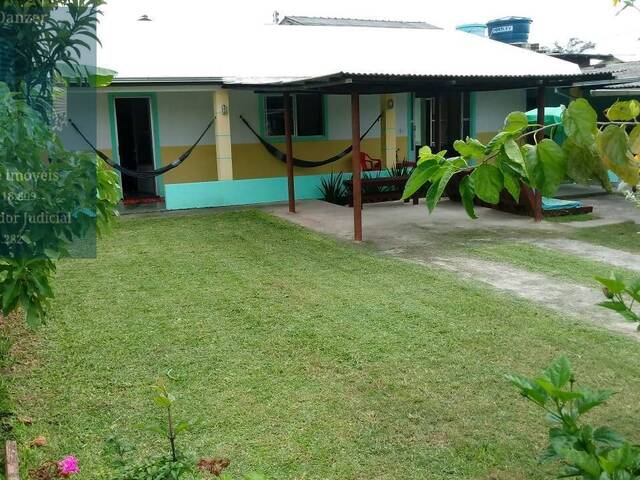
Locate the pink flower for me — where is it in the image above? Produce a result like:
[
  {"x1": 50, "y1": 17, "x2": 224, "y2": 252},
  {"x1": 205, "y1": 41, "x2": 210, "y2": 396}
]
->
[{"x1": 57, "y1": 456, "x2": 80, "y2": 477}]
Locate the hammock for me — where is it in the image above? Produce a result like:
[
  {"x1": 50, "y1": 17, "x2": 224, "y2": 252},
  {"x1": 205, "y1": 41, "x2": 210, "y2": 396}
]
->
[
  {"x1": 68, "y1": 117, "x2": 215, "y2": 179},
  {"x1": 240, "y1": 113, "x2": 382, "y2": 168}
]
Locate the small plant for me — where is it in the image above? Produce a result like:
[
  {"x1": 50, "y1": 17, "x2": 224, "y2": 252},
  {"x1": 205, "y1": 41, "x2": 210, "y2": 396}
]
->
[
  {"x1": 387, "y1": 161, "x2": 413, "y2": 179},
  {"x1": 106, "y1": 377, "x2": 195, "y2": 480},
  {"x1": 105, "y1": 376, "x2": 268, "y2": 480},
  {"x1": 318, "y1": 171, "x2": 347, "y2": 205},
  {"x1": 507, "y1": 357, "x2": 640, "y2": 479},
  {"x1": 595, "y1": 272, "x2": 640, "y2": 326}
]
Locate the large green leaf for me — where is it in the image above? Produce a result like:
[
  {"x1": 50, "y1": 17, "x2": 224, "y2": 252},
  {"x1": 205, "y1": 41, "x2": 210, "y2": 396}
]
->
[
  {"x1": 454, "y1": 138, "x2": 486, "y2": 159},
  {"x1": 522, "y1": 144, "x2": 542, "y2": 188},
  {"x1": 563, "y1": 449, "x2": 602, "y2": 477},
  {"x1": 595, "y1": 273, "x2": 626, "y2": 295},
  {"x1": 505, "y1": 373, "x2": 549, "y2": 406},
  {"x1": 593, "y1": 427, "x2": 625, "y2": 449},
  {"x1": 574, "y1": 389, "x2": 613, "y2": 415},
  {"x1": 563, "y1": 137, "x2": 612, "y2": 191},
  {"x1": 426, "y1": 164, "x2": 457, "y2": 213},
  {"x1": 597, "y1": 125, "x2": 639, "y2": 186},
  {"x1": 630, "y1": 125, "x2": 640, "y2": 155},
  {"x1": 503, "y1": 138, "x2": 524, "y2": 167},
  {"x1": 563, "y1": 98, "x2": 598, "y2": 146},
  {"x1": 504, "y1": 111, "x2": 529, "y2": 133},
  {"x1": 542, "y1": 356, "x2": 572, "y2": 389},
  {"x1": 536, "y1": 140, "x2": 568, "y2": 196},
  {"x1": 502, "y1": 170, "x2": 521, "y2": 202},
  {"x1": 606, "y1": 99, "x2": 640, "y2": 122},
  {"x1": 484, "y1": 131, "x2": 514, "y2": 155},
  {"x1": 459, "y1": 175, "x2": 477, "y2": 219},
  {"x1": 470, "y1": 164, "x2": 503, "y2": 204},
  {"x1": 417, "y1": 145, "x2": 434, "y2": 164},
  {"x1": 402, "y1": 160, "x2": 439, "y2": 200}
]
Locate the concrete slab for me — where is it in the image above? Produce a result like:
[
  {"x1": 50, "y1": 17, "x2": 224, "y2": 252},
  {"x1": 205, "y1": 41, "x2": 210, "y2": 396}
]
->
[{"x1": 266, "y1": 199, "x2": 560, "y2": 248}]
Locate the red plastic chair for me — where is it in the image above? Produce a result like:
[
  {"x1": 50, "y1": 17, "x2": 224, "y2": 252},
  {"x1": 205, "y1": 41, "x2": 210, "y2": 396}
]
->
[{"x1": 360, "y1": 152, "x2": 382, "y2": 172}]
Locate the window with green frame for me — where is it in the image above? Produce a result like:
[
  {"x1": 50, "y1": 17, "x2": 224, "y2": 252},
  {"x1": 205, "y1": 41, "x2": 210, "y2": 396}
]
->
[{"x1": 263, "y1": 93, "x2": 326, "y2": 138}]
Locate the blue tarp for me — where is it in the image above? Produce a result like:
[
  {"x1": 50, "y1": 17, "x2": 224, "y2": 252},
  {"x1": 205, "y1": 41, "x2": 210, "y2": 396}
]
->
[{"x1": 542, "y1": 197, "x2": 583, "y2": 211}]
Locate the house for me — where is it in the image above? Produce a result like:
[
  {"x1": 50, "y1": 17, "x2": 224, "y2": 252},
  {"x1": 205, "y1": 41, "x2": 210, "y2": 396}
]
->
[{"x1": 61, "y1": 14, "x2": 602, "y2": 213}]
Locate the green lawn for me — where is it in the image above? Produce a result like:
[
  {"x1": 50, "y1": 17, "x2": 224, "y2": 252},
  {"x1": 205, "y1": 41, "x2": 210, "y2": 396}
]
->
[
  {"x1": 569, "y1": 221, "x2": 640, "y2": 254},
  {"x1": 467, "y1": 242, "x2": 638, "y2": 287},
  {"x1": 10, "y1": 211, "x2": 640, "y2": 480}
]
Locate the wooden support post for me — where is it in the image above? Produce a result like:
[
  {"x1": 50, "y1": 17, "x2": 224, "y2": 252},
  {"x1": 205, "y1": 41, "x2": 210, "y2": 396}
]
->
[
  {"x1": 434, "y1": 95, "x2": 442, "y2": 152},
  {"x1": 5, "y1": 441, "x2": 19, "y2": 480},
  {"x1": 532, "y1": 86, "x2": 546, "y2": 222},
  {"x1": 284, "y1": 92, "x2": 295, "y2": 213},
  {"x1": 351, "y1": 92, "x2": 363, "y2": 242}
]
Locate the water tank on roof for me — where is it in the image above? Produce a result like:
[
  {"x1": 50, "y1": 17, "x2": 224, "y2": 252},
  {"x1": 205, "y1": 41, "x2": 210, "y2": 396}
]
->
[
  {"x1": 456, "y1": 24, "x2": 487, "y2": 37},
  {"x1": 487, "y1": 16, "x2": 532, "y2": 44}
]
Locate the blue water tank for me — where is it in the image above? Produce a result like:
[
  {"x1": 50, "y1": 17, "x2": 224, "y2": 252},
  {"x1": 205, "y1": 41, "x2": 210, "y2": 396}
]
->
[
  {"x1": 456, "y1": 23, "x2": 487, "y2": 37},
  {"x1": 487, "y1": 16, "x2": 532, "y2": 44}
]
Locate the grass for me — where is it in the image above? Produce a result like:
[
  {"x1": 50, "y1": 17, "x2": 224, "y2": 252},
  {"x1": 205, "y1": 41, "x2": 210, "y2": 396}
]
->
[
  {"x1": 467, "y1": 242, "x2": 639, "y2": 287},
  {"x1": 9, "y1": 210, "x2": 640, "y2": 480},
  {"x1": 569, "y1": 221, "x2": 640, "y2": 254},
  {"x1": 544, "y1": 213, "x2": 599, "y2": 223}
]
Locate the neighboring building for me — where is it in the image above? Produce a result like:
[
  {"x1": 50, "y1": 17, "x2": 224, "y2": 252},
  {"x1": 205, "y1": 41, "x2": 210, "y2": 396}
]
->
[
  {"x1": 61, "y1": 16, "x2": 602, "y2": 211},
  {"x1": 582, "y1": 61, "x2": 640, "y2": 99}
]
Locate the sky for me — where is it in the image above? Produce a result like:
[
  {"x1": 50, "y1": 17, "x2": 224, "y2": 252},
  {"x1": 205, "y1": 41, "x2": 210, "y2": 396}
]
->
[{"x1": 100, "y1": 0, "x2": 639, "y2": 61}]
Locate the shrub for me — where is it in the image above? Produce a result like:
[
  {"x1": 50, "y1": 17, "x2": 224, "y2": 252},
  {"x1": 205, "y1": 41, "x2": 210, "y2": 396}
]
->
[
  {"x1": 318, "y1": 171, "x2": 347, "y2": 205},
  {"x1": 507, "y1": 357, "x2": 640, "y2": 479}
]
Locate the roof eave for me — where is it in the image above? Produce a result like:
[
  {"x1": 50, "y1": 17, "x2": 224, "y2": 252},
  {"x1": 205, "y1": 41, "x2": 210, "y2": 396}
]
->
[{"x1": 111, "y1": 77, "x2": 225, "y2": 86}]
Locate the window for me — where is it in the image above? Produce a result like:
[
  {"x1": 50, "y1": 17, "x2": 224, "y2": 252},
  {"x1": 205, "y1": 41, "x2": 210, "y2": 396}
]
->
[{"x1": 263, "y1": 94, "x2": 325, "y2": 138}]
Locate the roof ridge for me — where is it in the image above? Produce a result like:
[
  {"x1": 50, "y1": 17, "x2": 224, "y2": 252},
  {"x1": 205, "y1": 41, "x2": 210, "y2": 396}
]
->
[{"x1": 282, "y1": 15, "x2": 432, "y2": 23}]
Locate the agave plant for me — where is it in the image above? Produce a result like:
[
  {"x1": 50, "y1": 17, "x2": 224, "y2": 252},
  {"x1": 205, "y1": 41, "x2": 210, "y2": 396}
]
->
[{"x1": 318, "y1": 171, "x2": 348, "y2": 205}]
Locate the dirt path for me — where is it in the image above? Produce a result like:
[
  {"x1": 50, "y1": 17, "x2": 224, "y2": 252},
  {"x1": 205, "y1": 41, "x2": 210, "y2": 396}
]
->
[
  {"x1": 532, "y1": 239, "x2": 640, "y2": 272},
  {"x1": 402, "y1": 255, "x2": 640, "y2": 340}
]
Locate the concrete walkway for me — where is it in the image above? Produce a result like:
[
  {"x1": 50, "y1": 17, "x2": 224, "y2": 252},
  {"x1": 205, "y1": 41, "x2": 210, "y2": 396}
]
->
[
  {"x1": 266, "y1": 194, "x2": 640, "y2": 340},
  {"x1": 427, "y1": 256, "x2": 640, "y2": 340},
  {"x1": 533, "y1": 238, "x2": 640, "y2": 272}
]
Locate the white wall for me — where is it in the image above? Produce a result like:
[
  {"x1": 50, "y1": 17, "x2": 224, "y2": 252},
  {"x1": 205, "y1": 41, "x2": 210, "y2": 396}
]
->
[
  {"x1": 62, "y1": 88, "x2": 412, "y2": 153},
  {"x1": 229, "y1": 90, "x2": 413, "y2": 144},
  {"x1": 475, "y1": 89, "x2": 527, "y2": 133},
  {"x1": 61, "y1": 89, "x2": 217, "y2": 153},
  {"x1": 59, "y1": 90, "x2": 111, "y2": 151},
  {"x1": 156, "y1": 92, "x2": 215, "y2": 147},
  {"x1": 229, "y1": 89, "x2": 261, "y2": 144}
]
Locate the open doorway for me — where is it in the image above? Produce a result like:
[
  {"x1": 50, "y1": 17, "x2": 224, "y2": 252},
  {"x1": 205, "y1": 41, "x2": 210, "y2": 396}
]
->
[
  {"x1": 415, "y1": 93, "x2": 471, "y2": 159},
  {"x1": 114, "y1": 97, "x2": 158, "y2": 200}
]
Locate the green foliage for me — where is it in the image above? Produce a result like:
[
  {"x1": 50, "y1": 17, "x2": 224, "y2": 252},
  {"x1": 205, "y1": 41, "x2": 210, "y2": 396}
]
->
[
  {"x1": 0, "y1": 0, "x2": 118, "y2": 331},
  {"x1": 508, "y1": 357, "x2": 640, "y2": 479},
  {"x1": 106, "y1": 377, "x2": 267, "y2": 480},
  {"x1": 598, "y1": 125, "x2": 639, "y2": 186},
  {"x1": 530, "y1": 139, "x2": 568, "y2": 196},
  {"x1": 0, "y1": 83, "x2": 119, "y2": 325},
  {"x1": 401, "y1": 96, "x2": 639, "y2": 218},
  {"x1": 318, "y1": 171, "x2": 347, "y2": 205},
  {"x1": 595, "y1": 272, "x2": 640, "y2": 325},
  {"x1": 563, "y1": 99, "x2": 598, "y2": 147},
  {"x1": 386, "y1": 161, "x2": 413, "y2": 178},
  {"x1": 106, "y1": 377, "x2": 194, "y2": 479},
  {"x1": 607, "y1": 100, "x2": 640, "y2": 122},
  {"x1": 0, "y1": 0, "x2": 105, "y2": 112},
  {"x1": 110, "y1": 455, "x2": 194, "y2": 480},
  {"x1": 470, "y1": 164, "x2": 503, "y2": 204}
]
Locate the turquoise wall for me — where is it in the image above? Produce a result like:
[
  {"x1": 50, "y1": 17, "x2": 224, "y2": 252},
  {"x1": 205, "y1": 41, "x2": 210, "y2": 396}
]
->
[{"x1": 165, "y1": 173, "x2": 353, "y2": 210}]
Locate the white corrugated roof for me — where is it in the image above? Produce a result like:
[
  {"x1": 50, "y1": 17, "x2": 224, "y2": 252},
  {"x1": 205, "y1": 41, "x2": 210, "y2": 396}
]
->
[{"x1": 97, "y1": 22, "x2": 582, "y2": 84}]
